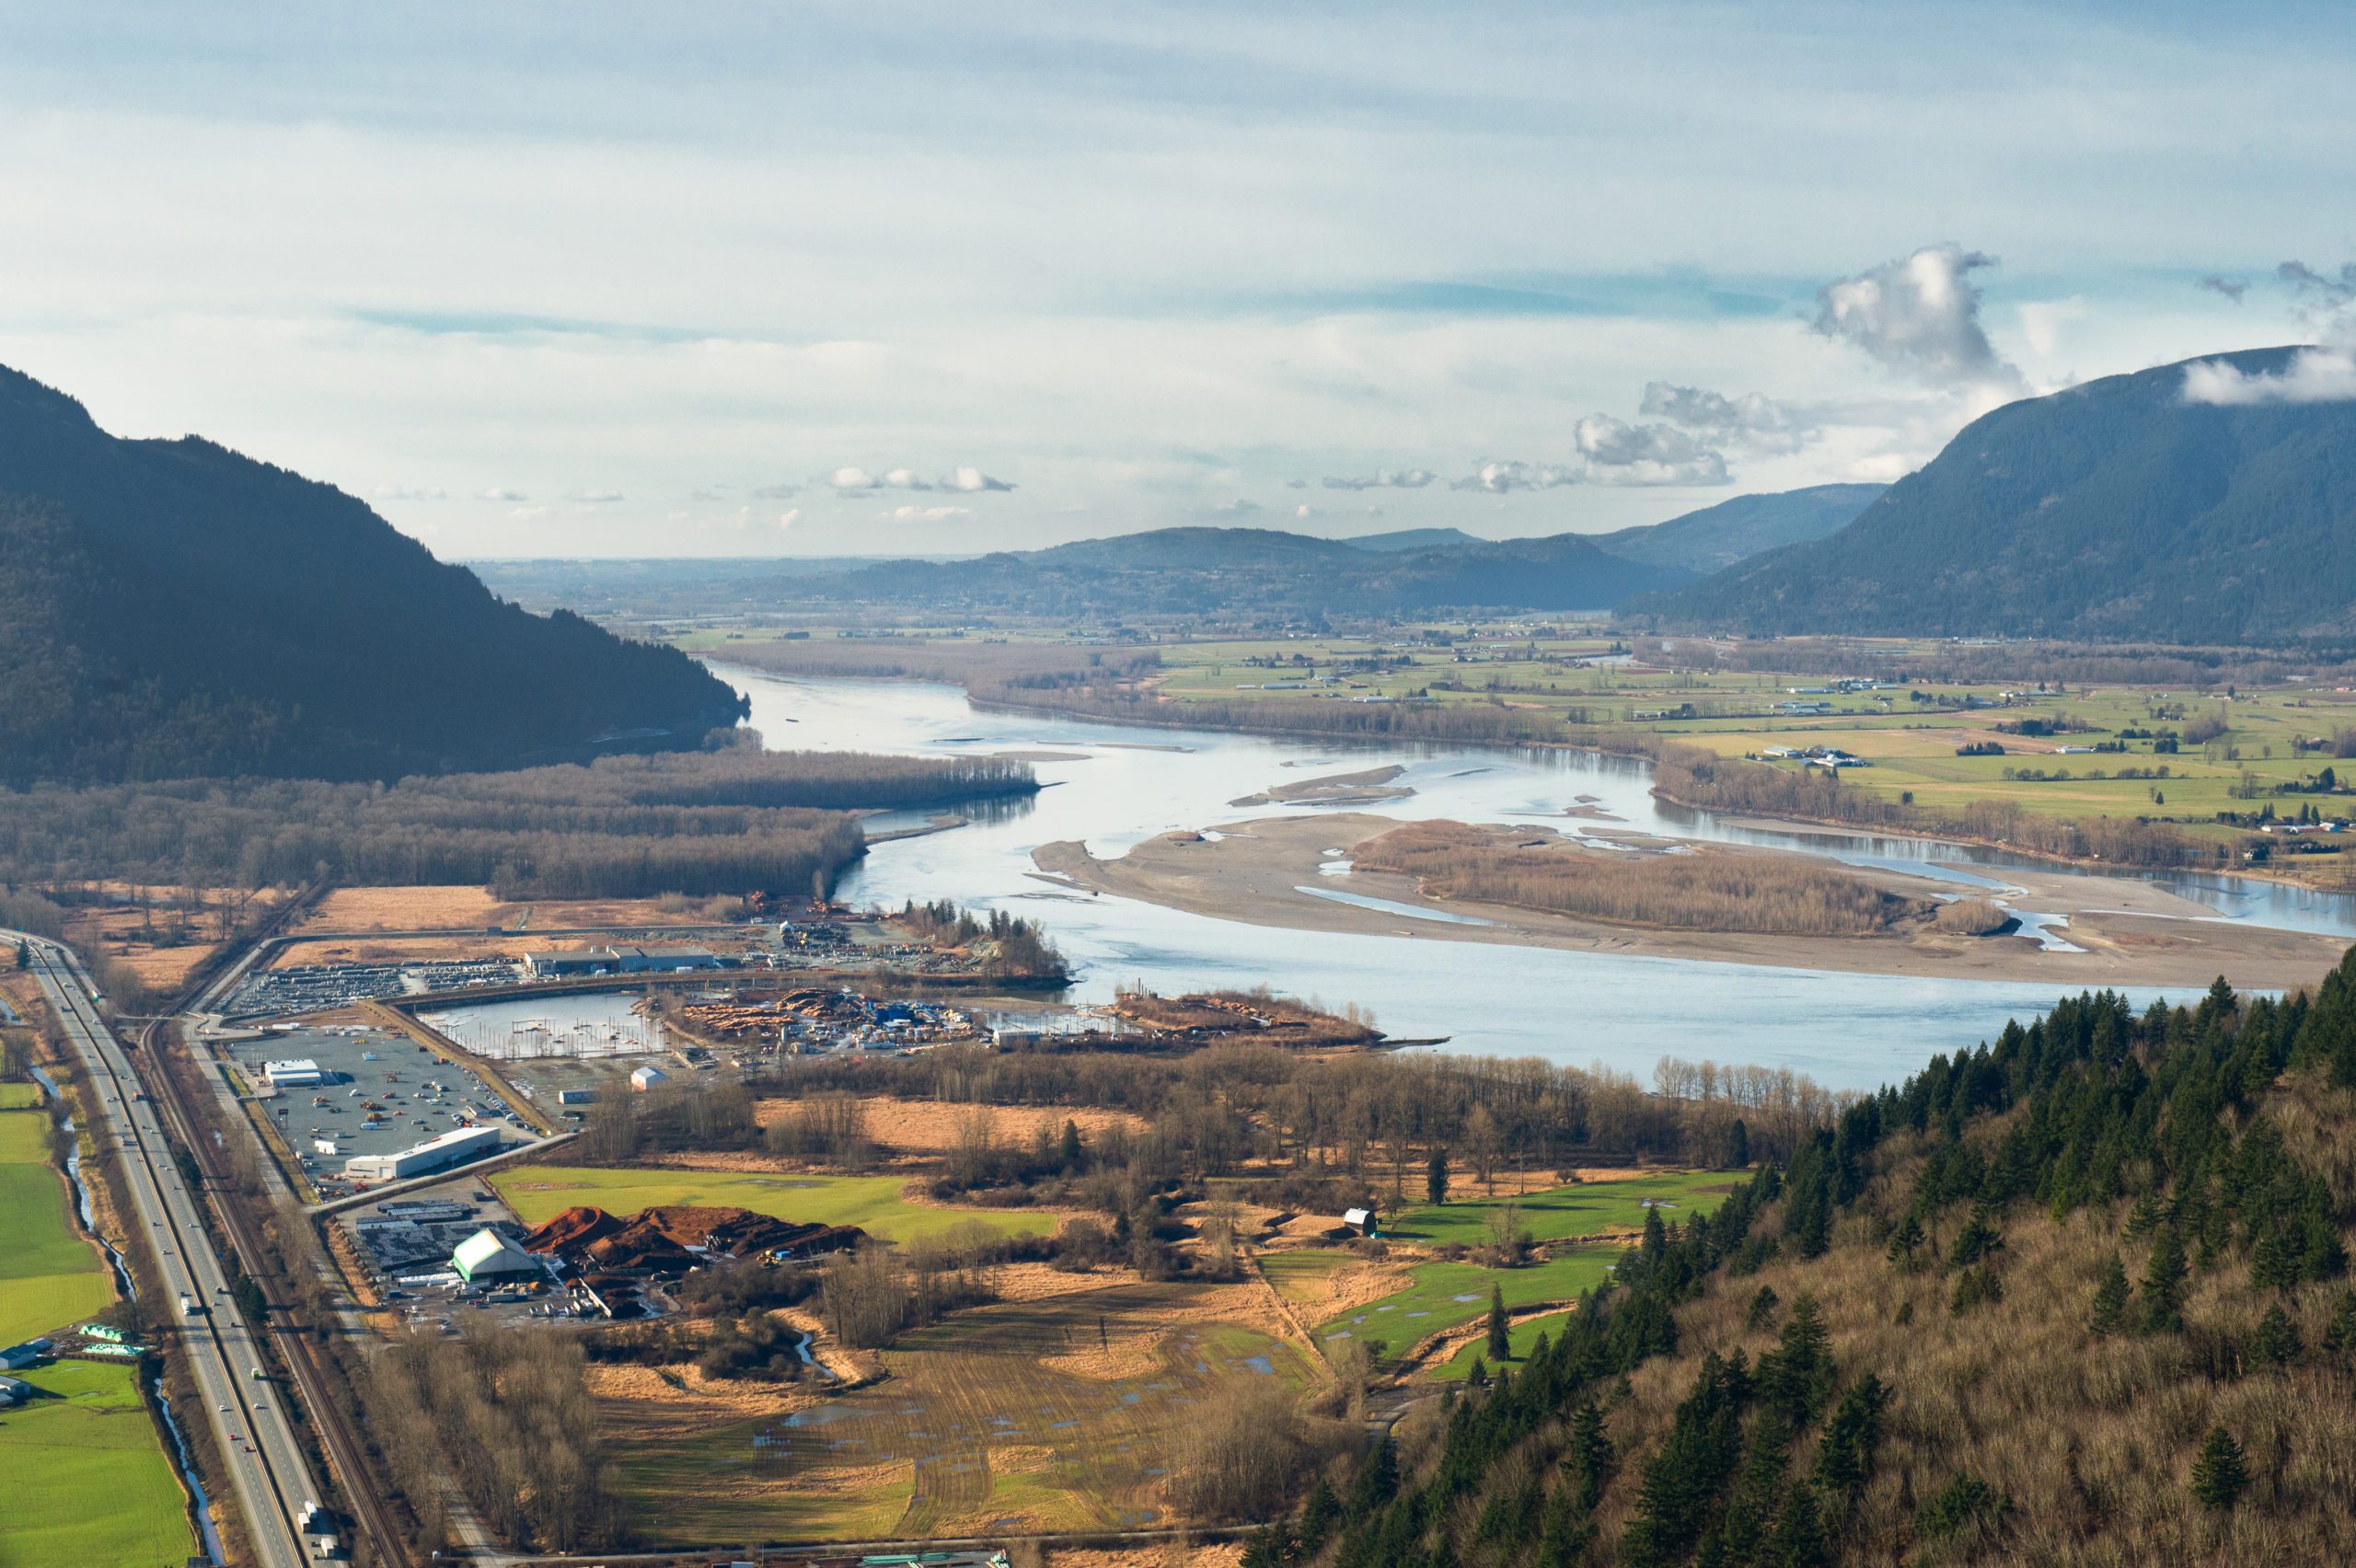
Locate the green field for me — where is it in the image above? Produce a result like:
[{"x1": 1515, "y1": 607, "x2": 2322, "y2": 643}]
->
[
  {"x1": 0, "y1": 1353, "x2": 193, "y2": 1567},
  {"x1": 489, "y1": 1166, "x2": 1056, "y2": 1243},
  {"x1": 0, "y1": 1110, "x2": 113, "y2": 1346},
  {"x1": 1310, "y1": 1245, "x2": 1625, "y2": 1356},
  {"x1": 1384, "y1": 1170, "x2": 1742, "y2": 1248},
  {"x1": 0, "y1": 1083, "x2": 40, "y2": 1110},
  {"x1": 609, "y1": 1280, "x2": 1315, "y2": 1542},
  {"x1": 1430, "y1": 1309, "x2": 1579, "y2": 1380}
]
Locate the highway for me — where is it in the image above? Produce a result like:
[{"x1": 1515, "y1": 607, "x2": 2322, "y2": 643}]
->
[{"x1": 14, "y1": 932, "x2": 323, "y2": 1568}]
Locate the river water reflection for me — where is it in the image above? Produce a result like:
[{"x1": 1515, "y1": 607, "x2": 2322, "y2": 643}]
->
[{"x1": 726, "y1": 666, "x2": 2356, "y2": 1090}]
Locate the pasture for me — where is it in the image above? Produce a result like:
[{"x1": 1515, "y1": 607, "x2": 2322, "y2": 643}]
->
[
  {"x1": 0, "y1": 1108, "x2": 113, "y2": 1346},
  {"x1": 0, "y1": 1358, "x2": 193, "y2": 1568},
  {"x1": 1315, "y1": 1246, "x2": 1624, "y2": 1356},
  {"x1": 1384, "y1": 1170, "x2": 1741, "y2": 1249},
  {"x1": 1431, "y1": 1309, "x2": 1579, "y2": 1380},
  {"x1": 605, "y1": 1279, "x2": 1316, "y2": 1543},
  {"x1": 490, "y1": 1165, "x2": 1056, "y2": 1243},
  {"x1": 0, "y1": 1083, "x2": 40, "y2": 1110}
]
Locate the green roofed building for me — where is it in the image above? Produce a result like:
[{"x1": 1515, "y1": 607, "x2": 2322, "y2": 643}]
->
[{"x1": 450, "y1": 1228, "x2": 540, "y2": 1287}]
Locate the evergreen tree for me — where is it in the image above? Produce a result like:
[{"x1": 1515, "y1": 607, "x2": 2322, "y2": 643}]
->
[
  {"x1": 1814, "y1": 1374, "x2": 1889, "y2": 1499},
  {"x1": 1746, "y1": 1285, "x2": 1781, "y2": 1331},
  {"x1": 1567, "y1": 1399, "x2": 1613, "y2": 1512},
  {"x1": 1467, "y1": 1354, "x2": 1488, "y2": 1389},
  {"x1": 2252, "y1": 1301, "x2": 2301, "y2": 1366},
  {"x1": 2139, "y1": 1226, "x2": 2189, "y2": 1333},
  {"x1": 1298, "y1": 1477, "x2": 1340, "y2": 1548},
  {"x1": 1949, "y1": 1205, "x2": 2004, "y2": 1269},
  {"x1": 1349, "y1": 1434, "x2": 1397, "y2": 1516},
  {"x1": 1058, "y1": 1118, "x2": 1083, "y2": 1170},
  {"x1": 2089, "y1": 1251, "x2": 2131, "y2": 1336},
  {"x1": 1641, "y1": 1205, "x2": 1669, "y2": 1265},
  {"x1": 1769, "y1": 1482, "x2": 1831, "y2": 1568},
  {"x1": 1487, "y1": 1285, "x2": 1512, "y2": 1361},
  {"x1": 1534, "y1": 1482, "x2": 1590, "y2": 1568},
  {"x1": 2324, "y1": 1288, "x2": 2356, "y2": 1359},
  {"x1": 1757, "y1": 1294, "x2": 1833, "y2": 1424},
  {"x1": 1885, "y1": 1213, "x2": 1925, "y2": 1267},
  {"x1": 1426, "y1": 1147, "x2": 1449, "y2": 1206},
  {"x1": 2190, "y1": 1425, "x2": 2247, "y2": 1511}
]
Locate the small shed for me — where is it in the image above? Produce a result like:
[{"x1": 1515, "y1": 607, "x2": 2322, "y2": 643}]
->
[
  {"x1": 1343, "y1": 1206, "x2": 1379, "y2": 1239},
  {"x1": 629, "y1": 1065, "x2": 670, "y2": 1093}
]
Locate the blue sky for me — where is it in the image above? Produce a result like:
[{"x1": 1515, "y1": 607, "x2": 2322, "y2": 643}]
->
[{"x1": 1, "y1": 2, "x2": 2350, "y2": 556}]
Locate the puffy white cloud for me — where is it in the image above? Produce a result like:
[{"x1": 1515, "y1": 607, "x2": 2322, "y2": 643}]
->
[
  {"x1": 1320, "y1": 467, "x2": 1435, "y2": 490},
  {"x1": 942, "y1": 466, "x2": 1015, "y2": 491},
  {"x1": 2181, "y1": 347, "x2": 2356, "y2": 405},
  {"x1": 827, "y1": 466, "x2": 880, "y2": 490},
  {"x1": 372, "y1": 483, "x2": 447, "y2": 502},
  {"x1": 890, "y1": 503, "x2": 972, "y2": 521},
  {"x1": 1451, "y1": 460, "x2": 1579, "y2": 492},
  {"x1": 1812, "y1": 243, "x2": 2021, "y2": 388},
  {"x1": 479, "y1": 486, "x2": 530, "y2": 502},
  {"x1": 2197, "y1": 274, "x2": 2249, "y2": 303},
  {"x1": 879, "y1": 466, "x2": 931, "y2": 490},
  {"x1": 566, "y1": 488, "x2": 625, "y2": 503},
  {"x1": 777, "y1": 508, "x2": 801, "y2": 529},
  {"x1": 1572, "y1": 414, "x2": 1729, "y2": 485},
  {"x1": 1638, "y1": 382, "x2": 1812, "y2": 455}
]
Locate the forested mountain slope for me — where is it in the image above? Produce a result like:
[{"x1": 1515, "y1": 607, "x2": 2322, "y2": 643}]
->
[
  {"x1": 1639, "y1": 347, "x2": 2356, "y2": 644},
  {"x1": 1261, "y1": 954, "x2": 2356, "y2": 1567},
  {"x1": 1589, "y1": 485, "x2": 1886, "y2": 575},
  {"x1": 0, "y1": 365, "x2": 744, "y2": 785}
]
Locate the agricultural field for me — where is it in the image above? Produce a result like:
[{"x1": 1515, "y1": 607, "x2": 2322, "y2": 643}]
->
[
  {"x1": 1384, "y1": 1170, "x2": 1741, "y2": 1249},
  {"x1": 0, "y1": 1083, "x2": 39, "y2": 1109},
  {"x1": 604, "y1": 1280, "x2": 1317, "y2": 1543},
  {"x1": 1430, "y1": 1309, "x2": 1580, "y2": 1380},
  {"x1": 0, "y1": 1108, "x2": 113, "y2": 1346},
  {"x1": 1310, "y1": 1244, "x2": 1625, "y2": 1355},
  {"x1": 490, "y1": 1165, "x2": 1057, "y2": 1243},
  {"x1": 0, "y1": 1353, "x2": 194, "y2": 1567}
]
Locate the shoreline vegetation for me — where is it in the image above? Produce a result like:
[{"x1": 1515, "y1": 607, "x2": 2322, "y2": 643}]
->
[{"x1": 711, "y1": 640, "x2": 2259, "y2": 889}]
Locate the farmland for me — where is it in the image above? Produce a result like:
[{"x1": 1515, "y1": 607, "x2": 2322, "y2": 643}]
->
[
  {"x1": 1309, "y1": 1245, "x2": 1626, "y2": 1355},
  {"x1": 0, "y1": 1359, "x2": 195, "y2": 1567},
  {"x1": 602, "y1": 1279, "x2": 1318, "y2": 1542},
  {"x1": 1382, "y1": 1170, "x2": 1743, "y2": 1248},
  {"x1": 1430, "y1": 1308, "x2": 1579, "y2": 1380},
  {"x1": 0, "y1": 1083, "x2": 40, "y2": 1110},
  {"x1": 0, "y1": 1107, "x2": 113, "y2": 1346},
  {"x1": 490, "y1": 1165, "x2": 1057, "y2": 1243}
]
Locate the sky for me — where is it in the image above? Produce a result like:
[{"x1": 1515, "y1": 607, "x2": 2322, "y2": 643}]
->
[{"x1": 2, "y1": 2, "x2": 2353, "y2": 559}]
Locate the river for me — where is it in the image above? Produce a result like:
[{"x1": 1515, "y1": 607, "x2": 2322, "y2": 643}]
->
[{"x1": 728, "y1": 667, "x2": 2356, "y2": 1090}]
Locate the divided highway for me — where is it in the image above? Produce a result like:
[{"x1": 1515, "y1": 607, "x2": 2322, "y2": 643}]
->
[{"x1": 14, "y1": 933, "x2": 323, "y2": 1568}]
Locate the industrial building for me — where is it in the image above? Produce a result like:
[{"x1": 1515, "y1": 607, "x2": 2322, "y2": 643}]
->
[
  {"x1": 452, "y1": 1227, "x2": 543, "y2": 1286},
  {"x1": 629, "y1": 1065, "x2": 669, "y2": 1092},
  {"x1": 522, "y1": 943, "x2": 723, "y2": 978},
  {"x1": 343, "y1": 1124, "x2": 501, "y2": 1182},
  {"x1": 262, "y1": 1058, "x2": 326, "y2": 1088},
  {"x1": 0, "y1": 1375, "x2": 29, "y2": 1406},
  {"x1": 555, "y1": 1088, "x2": 597, "y2": 1105}
]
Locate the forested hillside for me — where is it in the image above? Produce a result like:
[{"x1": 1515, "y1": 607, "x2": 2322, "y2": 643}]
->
[
  {"x1": 1640, "y1": 347, "x2": 2356, "y2": 645},
  {"x1": 1254, "y1": 954, "x2": 2356, "y2": 1566},
  {"x1": 0, "y1": 364, "x2": 745, "y2": 785},
  {"x1": 1588, "y1": 485, "x2": 1886, "y2": 575}
]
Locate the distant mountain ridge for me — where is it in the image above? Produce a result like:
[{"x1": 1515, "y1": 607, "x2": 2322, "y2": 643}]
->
[
  {"x1": 803, "y1": 525, "x2": 1694, "y2": 618},
  {"x1": 0, "y1": 364, "x2": 744, "y2": 785},
  {"x1": 1590, "y1": 483, "x2": 1887, "y2": 573},
  {"x1": 1641, "y1": 347, "x2": 2356, "y2": 644},
  {"x1": 1341, "y1": 526, "x2": 1486, "y2": 553}
]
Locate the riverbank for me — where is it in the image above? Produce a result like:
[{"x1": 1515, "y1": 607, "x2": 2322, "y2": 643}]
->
[{"x1": 1034, "y1": 813, "x2": 2349, "y2": 989}]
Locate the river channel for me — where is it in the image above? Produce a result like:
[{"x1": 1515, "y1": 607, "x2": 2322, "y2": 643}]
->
[{"x1": 726, "y1": 667, "x2": 2356, "y2": 1090}]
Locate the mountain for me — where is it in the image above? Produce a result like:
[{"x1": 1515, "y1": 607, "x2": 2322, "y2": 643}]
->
[
  {"x1": 1590, "y1": 482, "x2": 1887, "y2": 573},
  {"x1": 1341, "y1": 526, "x2": 1485, "y2": 553},
  {"x1": 1639, "y1": 347, "x2": 2356, "y2": 643},
  {"x1": 0, "y1": 365, "x2": 744, "y2": 786},
  {"x1": 803, "y1": 525, "x2": 1692, "y2": 619}
]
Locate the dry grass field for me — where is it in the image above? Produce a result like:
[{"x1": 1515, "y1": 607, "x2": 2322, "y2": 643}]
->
[{"x1": 753, "y1": 1095, "x2": 1149, "y2": 1157}]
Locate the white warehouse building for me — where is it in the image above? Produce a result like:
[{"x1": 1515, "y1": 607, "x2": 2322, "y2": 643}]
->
[
  {"x1": 344, "y1": 1124, "x2": 502, "y2": 1182},
  {"x1": 262, "y1": 1058, "x2": 325, "y2": 1088}
]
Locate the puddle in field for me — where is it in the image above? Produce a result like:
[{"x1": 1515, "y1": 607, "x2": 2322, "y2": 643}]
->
[{"x1": 1238, "y1": 1355, "x2": 1275, "y2": 1375}]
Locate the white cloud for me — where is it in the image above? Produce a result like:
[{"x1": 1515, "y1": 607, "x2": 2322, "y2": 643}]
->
[
  {"x1": 372, "y1": 483, "x2": 447, "y2": 502},
  {"x1": 749, "y1": 481, "x2": 800, "y2": 499},
  {"x1": 1572, "y1": 414, "x2": 1729, "y2": 485},
  {"x1": 1210, "y1": 498, "x2": 1262, "y2": 516},
  {"x1": 1451, "y1": 460, "x2": 1579, "y2": 492},
  {"x1": 1637, "y1": 383, "x2": 1811, "y2": 455},
  {"x1": 880, "y1": 466, "x2": 931, "y2": 490},
  {"x1": 1812, "y1": 244, "x2": 2022, "y2": 388},
  {"x1": 565, "y1": 488, "x2": 625, "y2": 503},
  {"x1": 1320, "y1": 467, "x2": 1435, "y2": 490},
  {"x1": 1295, "y1": 502, "x2": 1320, "y2": 518},
  {"x1": 777, "y1": 508, "x2": 801, "y2": 529},
  {"x1": 890, "y1": 503, "x2": 972, "y2": 521},
  {"x1": 479, "y1": 486, "x2": 530, "y2": 502},
  {"x1": 506, "y1": 504, "x2": 552, "y2": 521},
  {"x1": 2181, "y1": 347, "x2": 2356, "y2": 405},
  {"x1": 943, "y1": 466, "x2": 1014, "y2": 491},
  {"x1": 827, "y1": 466, "x2": 879, "y2": 490}
]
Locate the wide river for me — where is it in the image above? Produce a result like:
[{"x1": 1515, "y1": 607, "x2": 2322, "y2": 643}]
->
[{"x1": 728, "y1": 667, "x2": 2356, "y2": 1090}]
